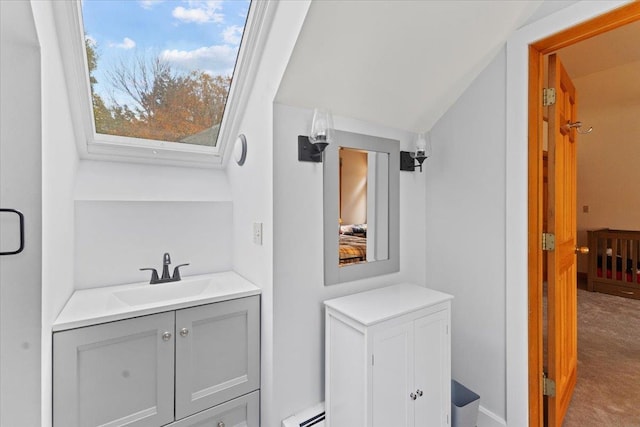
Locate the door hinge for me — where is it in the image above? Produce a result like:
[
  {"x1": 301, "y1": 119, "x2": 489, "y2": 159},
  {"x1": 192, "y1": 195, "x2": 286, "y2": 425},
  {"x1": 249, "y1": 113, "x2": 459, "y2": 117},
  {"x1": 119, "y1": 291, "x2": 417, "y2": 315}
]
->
[
  {"x1": 543, "y1": 372, "x2": 556, "y2": 397},
  {"x1": 543, "y1": 88, "x2": 556, "y2": 106},
  {"x1": 542, "y1": 233, "x2": 555, "y2": 251}
]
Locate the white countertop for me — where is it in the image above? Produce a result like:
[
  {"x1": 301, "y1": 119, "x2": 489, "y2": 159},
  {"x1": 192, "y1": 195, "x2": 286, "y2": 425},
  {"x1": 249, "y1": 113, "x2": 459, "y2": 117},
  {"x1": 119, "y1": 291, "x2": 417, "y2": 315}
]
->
[
  {"x1": 53, "y1": 271, "x2": 261, "y2": 331},
  {"x1": 324, "y1": 283, "x2": 453, "y2": 326}
]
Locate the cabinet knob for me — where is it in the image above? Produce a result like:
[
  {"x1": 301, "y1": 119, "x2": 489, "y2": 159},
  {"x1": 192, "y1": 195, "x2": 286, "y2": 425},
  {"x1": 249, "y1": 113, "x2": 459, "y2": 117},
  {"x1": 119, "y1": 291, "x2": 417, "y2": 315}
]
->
[
  {"x1": 410, "y1": 392, "x2": 417, "y2": 401},
  {"x1": 180, "y1": 328, "x2": 189, "y2": 337},
  {"x1": 416, "y1": 389, "x2": 423, "y2": 397},
  {"x1": 217, "y1": 422, "x2": 225, "y2": 427},
  {"x1": 162, "y1": 332, "x2": 172, "y2": 341}
]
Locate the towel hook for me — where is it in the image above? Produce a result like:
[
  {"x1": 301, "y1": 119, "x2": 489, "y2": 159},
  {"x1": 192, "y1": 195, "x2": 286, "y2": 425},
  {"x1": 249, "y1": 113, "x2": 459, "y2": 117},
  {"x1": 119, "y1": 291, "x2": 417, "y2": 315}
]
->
[{"x1": 565, "y1": 120, "x2": 593, "y2": 135}]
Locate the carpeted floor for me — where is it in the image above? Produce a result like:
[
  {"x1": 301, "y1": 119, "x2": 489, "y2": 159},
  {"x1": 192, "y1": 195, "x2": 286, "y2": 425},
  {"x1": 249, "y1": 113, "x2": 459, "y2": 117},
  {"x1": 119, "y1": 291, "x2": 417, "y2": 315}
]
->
[{"x1": 563, "y1": 289, "x2": 640, "y2": 426}]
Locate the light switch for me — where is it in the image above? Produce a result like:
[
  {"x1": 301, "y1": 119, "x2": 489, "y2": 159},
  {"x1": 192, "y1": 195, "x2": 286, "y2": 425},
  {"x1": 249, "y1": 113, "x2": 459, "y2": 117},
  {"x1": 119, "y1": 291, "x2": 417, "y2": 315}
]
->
[{"x1": 583, "y1": 205, "x2": 589, "y2": 213}]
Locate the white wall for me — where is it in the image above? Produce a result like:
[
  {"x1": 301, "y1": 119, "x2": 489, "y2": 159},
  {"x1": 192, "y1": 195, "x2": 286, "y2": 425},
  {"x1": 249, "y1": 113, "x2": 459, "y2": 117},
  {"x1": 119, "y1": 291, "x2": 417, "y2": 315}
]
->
[
  {"x1": 272, "y1": 103, "x2": 426, "y2": 426},
  {"x1": 73, "y1": 161, "x2": 233, "y2": 289},
  {"x1": 28, "y1": 1, "x2": 81, "y2": 425},
  {"x1": 225, "y1": 3, "x2": 312, "y2": 426},
  {"x1": 74, "y1": 200, "x2": 233, "y2": 288},
  {"x1": 426, "y1": 48, "x2": 508, "y2": 427},
  {"x1": 574, "y1": 63, "x2": 640, "y2": 272}
]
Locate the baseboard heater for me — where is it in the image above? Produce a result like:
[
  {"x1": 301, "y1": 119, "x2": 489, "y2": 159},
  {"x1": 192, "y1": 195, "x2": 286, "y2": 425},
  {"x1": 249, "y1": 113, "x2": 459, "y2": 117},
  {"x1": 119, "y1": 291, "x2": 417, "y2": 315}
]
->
[{"x1": 281, "y1": 402, "x2": 325, "y2": 427}]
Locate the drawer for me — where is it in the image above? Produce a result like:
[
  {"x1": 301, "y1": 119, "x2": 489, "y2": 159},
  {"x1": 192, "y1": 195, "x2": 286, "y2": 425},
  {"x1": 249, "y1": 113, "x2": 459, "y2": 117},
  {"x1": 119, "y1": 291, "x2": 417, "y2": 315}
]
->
[
  {"x1": 594, "y1": 283, "x2": 640, "y2": 300},
  {"x1": 172, "y1": 391, "x2": 259, "y2": 427}
]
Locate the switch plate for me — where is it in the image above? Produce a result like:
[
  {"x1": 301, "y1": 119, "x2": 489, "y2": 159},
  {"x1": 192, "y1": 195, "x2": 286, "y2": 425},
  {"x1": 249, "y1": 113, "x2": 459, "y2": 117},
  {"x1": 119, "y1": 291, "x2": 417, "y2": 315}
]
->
[
  {"x1": 253, "y1": 222, "x2": 263, "y2": 245},
  {"x1": 583, "y1": 205, "x2": 589, "y2": 213}
]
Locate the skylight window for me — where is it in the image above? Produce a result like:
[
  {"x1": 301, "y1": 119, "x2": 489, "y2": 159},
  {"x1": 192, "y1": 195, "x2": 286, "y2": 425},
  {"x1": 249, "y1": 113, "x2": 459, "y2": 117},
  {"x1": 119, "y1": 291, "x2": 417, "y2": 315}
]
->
[{"x1": 79, "y1": 0, "x2": 250, "y2": 151}]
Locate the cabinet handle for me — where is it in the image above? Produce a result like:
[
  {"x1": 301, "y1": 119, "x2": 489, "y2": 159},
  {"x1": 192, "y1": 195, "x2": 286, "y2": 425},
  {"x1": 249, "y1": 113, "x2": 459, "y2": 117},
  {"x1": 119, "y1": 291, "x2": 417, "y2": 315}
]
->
[
  {"x1": 180, "y1": 328, "x2": 189, "y2": 337},
  {"x1": 217, "y1": 422, "x2": 225, "y2": 427},
  {"x1": 416, "y1": 389, "x2": 423, "y2": 397},
  {"x1": 410, "y1": 392, "x2": 417, "y2": 401},
  {"x1": 162, "y1": 332, "x2": 172, "y2": 341}
]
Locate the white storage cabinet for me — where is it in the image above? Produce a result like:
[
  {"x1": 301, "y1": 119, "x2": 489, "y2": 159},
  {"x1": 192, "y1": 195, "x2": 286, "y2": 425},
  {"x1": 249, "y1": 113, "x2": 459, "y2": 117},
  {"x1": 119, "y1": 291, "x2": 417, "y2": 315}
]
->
[
  {"x1": 325, "y1": 284, "x2": 453, "y2": 427},
  {"x1": 53, "y1": 295, "x2": 260, "y2": 427}
]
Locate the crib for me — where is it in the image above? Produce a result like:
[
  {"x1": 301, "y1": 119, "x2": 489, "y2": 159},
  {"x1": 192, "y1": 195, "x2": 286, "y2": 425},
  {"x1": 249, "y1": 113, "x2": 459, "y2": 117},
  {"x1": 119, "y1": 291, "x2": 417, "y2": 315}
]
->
[{"x1": 587, "y1": 228, "x2": 640, "y2": 300}]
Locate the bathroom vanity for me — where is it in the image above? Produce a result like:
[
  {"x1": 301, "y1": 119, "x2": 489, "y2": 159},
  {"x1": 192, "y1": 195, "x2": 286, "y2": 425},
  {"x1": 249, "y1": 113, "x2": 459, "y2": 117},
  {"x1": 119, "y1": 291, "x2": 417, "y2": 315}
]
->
[
  {"x1": 324, "y1": 283, "x2": 453, "y2": 427},
  {"x1": 53, "y1": 272, "x2": 260, "y2": 427}
]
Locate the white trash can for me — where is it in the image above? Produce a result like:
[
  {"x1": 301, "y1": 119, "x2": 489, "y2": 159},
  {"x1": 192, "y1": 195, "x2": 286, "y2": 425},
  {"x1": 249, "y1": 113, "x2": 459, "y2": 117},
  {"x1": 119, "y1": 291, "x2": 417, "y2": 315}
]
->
[{"x1": 452, "y1": 380, "x2": 480, "y2": 427}]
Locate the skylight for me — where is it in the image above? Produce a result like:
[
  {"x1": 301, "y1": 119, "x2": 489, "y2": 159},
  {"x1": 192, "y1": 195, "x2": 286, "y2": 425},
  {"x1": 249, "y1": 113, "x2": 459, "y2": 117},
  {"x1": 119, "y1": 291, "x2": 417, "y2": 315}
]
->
[{"x1": 80, "y1": 0, "x2": 251, "y2": 149}]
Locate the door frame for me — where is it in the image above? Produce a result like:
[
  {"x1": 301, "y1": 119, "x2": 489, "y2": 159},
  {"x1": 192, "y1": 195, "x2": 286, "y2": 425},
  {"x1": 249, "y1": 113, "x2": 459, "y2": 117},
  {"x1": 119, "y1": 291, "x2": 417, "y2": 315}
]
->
[{"x1": 526, "y1": 3, "x2": 640, "y2": 426}]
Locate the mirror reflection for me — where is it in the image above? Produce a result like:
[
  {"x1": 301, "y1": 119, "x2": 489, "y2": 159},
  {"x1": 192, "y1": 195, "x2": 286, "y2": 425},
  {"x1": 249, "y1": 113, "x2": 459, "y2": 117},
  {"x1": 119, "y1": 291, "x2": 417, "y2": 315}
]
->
[
  {"x1": 324, "y1": 129, "x2": 399, "y2": 286},
  {"x1": 338, "y1": 148, "x2": 389, "y2": 266}
]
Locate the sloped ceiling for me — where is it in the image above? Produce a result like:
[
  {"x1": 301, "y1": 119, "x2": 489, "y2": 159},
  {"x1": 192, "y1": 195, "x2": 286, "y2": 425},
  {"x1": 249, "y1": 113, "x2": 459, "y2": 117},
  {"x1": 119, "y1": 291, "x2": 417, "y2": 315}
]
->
[
  {"x1": 276, "y1": 0, "x2": 543, "y2": 133},
  {"x1": 557, "y1": 19, "x2": 640, "y2": 108}
]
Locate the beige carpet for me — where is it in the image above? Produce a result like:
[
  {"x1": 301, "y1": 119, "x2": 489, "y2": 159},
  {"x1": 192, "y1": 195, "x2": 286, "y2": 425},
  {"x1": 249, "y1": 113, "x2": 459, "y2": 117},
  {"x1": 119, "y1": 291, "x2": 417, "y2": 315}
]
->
[{"x1": 563, "y1": 289, "x2": 640, "y2": 427}]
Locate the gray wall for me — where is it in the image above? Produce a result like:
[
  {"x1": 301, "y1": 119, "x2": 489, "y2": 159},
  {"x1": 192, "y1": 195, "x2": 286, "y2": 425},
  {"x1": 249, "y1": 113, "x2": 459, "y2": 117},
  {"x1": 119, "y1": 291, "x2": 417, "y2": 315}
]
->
[
  {"x1": 0, "y1": 2, "x2": 42, "y2": 424},
  {"x1": 272, "y1": 103, "x2": 426, "y2": 426},
  {"x1": 426, "y1": 48, "x2": 508, "y2": 426}
]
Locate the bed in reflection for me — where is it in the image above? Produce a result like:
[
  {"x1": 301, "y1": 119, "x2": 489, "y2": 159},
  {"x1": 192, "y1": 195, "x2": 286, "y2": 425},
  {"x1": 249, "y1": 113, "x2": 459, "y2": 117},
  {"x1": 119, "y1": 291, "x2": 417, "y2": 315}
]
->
[{"x1": 339, "y1": 224, "x2": 367, "y2": 265}]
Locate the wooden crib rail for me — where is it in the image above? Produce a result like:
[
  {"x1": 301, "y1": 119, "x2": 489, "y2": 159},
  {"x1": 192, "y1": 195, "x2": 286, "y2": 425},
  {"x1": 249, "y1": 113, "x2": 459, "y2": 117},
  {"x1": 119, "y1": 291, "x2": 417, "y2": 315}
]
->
[{"x1": 587, "y1": 228, "x2": 640, "y2": 298}]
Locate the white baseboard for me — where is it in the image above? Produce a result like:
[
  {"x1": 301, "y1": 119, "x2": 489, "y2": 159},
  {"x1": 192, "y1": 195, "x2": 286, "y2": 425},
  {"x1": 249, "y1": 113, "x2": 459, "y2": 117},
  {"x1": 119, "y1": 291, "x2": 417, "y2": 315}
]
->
[{"x1": 477, "y1": 405, "x2": 507, "y2": 427}]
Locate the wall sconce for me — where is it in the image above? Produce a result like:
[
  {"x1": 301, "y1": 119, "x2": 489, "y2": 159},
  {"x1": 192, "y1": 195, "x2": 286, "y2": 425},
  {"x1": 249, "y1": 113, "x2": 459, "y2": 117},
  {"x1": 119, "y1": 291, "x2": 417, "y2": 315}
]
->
[
  {"x1": 400, "y1": 132, "x2": 432, "y2": 172},
  {"x1": 298, "y1": 108, "x2": 335, "y2": 162}
]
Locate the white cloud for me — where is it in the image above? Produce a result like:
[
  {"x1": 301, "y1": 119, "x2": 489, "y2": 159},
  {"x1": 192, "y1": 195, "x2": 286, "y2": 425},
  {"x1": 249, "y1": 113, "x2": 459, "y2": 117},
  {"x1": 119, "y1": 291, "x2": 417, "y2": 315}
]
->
[
  {"x1": 160, "y1": 44, "x2": 236, "y2": 75},
  {"x1": 110, "y1": 37, "x2": 136, "y2": 50},
  {"x1": 172, "y1": 1, "x2": 224, "y2": 24},
  {"x1": 140, "y1": 0, "x2": 163, "y2": 9},
  {"x1": 222, "y1": 25, "x2": 243, "y2": 45}
]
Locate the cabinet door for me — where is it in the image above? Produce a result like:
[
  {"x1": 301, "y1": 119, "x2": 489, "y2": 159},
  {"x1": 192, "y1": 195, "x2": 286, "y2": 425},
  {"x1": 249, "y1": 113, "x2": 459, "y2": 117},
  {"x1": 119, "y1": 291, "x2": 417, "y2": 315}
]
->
[
  {"x1": 414, "y1": 310, "x2": 450, "y2": 427},
  {"x1": 371, "y1": 321, "x2": 414, "y2": 427},
  {"x1": 175, "y1": 296, "x2": 260, "y2": 419},
  {"x1": 172, "y1": 390, "x2": 259, "y2": 427},
  {"x1": 53, "y1": 311, "x2": 175, "y2": 427}
]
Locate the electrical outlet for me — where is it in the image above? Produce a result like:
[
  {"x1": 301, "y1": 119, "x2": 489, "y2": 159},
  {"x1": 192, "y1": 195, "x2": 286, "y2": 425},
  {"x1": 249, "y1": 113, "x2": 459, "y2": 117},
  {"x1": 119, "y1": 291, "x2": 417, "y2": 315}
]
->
[{"x1": 253, "y1": 222, "x2": 263, "y2": 245}]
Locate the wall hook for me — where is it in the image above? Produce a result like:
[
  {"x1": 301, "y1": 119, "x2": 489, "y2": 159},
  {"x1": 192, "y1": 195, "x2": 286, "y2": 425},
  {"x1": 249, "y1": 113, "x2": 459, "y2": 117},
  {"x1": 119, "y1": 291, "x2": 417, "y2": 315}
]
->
[{"x1": 565, "y1": 120, "x2": 593, "y2": 134}]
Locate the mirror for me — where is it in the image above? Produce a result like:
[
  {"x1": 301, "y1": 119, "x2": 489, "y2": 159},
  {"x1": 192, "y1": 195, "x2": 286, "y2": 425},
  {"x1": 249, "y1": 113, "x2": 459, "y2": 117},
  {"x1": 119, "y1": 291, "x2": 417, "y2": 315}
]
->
[{"x1": 324, "y1": 130, "x2": 399, "y2": 285}]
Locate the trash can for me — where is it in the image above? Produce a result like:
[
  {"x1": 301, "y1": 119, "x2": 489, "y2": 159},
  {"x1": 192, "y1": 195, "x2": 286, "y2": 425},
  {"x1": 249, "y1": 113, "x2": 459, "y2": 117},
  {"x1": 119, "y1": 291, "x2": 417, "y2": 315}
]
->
[{"x1": 451, "y1": 380, "x2": 480, "y2": 427}]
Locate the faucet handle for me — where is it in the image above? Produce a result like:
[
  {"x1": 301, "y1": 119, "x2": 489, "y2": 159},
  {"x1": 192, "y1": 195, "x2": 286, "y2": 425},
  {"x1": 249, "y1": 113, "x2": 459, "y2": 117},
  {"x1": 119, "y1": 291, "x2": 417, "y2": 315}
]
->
[
  {"x1": 172, "y1": 263, "x2": 190, "y2": 281},
  {"x1": 140, "y1": 268, "x2": 159, "y2": 284}
]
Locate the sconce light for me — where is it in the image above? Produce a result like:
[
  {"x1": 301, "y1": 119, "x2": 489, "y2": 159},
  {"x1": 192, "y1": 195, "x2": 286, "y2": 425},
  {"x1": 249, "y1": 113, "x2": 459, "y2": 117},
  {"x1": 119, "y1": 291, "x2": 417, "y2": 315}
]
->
[
  {"x1": 400, "y1": 132, "x2": 432, "y2": 172},
  {"x1": 298, "y1": 108, "x2": 335, "y2": 162}
]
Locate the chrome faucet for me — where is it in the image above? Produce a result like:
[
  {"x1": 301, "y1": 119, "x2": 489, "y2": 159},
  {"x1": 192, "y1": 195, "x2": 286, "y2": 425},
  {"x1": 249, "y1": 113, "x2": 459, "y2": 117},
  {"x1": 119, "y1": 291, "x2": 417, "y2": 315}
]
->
[{"x1": 140, "y1": 252, "x2": 189, "y2": 284}]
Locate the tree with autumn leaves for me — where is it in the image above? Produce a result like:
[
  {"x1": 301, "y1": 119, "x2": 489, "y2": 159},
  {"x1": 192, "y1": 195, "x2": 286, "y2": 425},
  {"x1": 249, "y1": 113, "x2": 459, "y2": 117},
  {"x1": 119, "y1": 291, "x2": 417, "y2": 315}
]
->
[{"x1": 86, "y1": 39, "x2": 229, "y2": 145}]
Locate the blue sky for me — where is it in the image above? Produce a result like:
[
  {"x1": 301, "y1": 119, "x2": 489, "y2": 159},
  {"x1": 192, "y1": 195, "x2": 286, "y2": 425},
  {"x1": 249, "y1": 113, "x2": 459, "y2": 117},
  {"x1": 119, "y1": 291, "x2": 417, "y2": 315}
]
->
[{"x1": 82, "y1": 0, "x2": 250, "y2": 104}]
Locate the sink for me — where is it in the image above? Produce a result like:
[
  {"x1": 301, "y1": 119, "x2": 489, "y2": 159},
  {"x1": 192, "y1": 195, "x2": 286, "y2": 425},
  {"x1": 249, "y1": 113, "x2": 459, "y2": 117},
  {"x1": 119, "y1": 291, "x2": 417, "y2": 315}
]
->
[{"x1": 113, "y1": 279, "x2": 210, "y2": 306}]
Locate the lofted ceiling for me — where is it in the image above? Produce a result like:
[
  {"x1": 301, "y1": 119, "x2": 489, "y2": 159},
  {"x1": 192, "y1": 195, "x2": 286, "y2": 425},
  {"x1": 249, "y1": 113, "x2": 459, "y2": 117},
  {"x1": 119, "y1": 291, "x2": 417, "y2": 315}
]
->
[{"x1": 276, "y1": 0, "x2": 544, "y2": 133}]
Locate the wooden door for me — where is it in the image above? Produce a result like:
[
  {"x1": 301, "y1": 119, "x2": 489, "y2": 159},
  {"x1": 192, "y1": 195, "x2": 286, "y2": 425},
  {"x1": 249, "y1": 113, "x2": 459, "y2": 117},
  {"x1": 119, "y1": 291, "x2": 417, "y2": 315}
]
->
[
  {"x1": 53, "y1": 311, "x2": 175, "y2": 427},
  {"x1": 414, "y1": 311, "x2": 450, "y2": 427},
  {"x1": 175, "y1": 296, "x2": 260, "y2": 420},
  {"x1": 371, "y1": 321, "x2": 414, "y2": 427},
  {"x1": 546, "y1": 53, "x2": 578, "y2": 427}
]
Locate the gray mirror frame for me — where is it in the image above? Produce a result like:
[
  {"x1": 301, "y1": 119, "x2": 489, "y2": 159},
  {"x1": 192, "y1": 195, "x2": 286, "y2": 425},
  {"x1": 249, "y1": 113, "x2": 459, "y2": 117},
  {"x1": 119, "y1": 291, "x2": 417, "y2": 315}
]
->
[{"x1": 323, "y1": 130, "x2": 400, "y2": 285}]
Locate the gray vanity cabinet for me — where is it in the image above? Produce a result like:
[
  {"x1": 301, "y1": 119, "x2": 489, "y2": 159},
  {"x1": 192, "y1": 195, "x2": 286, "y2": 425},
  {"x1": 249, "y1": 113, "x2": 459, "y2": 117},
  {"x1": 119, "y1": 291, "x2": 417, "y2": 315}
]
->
[
  {"x1": 53, "y1": 311, "x2": 176, "y2": 427},
  {"x1": 175, "y1": 296, "x2": 260, "y2": 419},
  {"x1": 53, "y1": 295, "x2": 260, "y2": 427}
]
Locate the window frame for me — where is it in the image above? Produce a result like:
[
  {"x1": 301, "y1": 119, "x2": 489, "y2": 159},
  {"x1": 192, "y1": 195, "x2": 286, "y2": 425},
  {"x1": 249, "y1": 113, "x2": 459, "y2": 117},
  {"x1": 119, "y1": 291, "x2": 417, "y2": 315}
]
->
[{"x1": 53, "y1": 0, "x2": 271, "y2": 167}]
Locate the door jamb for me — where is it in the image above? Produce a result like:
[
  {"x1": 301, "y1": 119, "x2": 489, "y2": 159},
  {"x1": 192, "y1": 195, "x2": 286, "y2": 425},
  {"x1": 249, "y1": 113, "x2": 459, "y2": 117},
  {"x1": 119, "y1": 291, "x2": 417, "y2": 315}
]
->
[{"x1": 527, "y1": 3, "x2": 640, "y2": 426}]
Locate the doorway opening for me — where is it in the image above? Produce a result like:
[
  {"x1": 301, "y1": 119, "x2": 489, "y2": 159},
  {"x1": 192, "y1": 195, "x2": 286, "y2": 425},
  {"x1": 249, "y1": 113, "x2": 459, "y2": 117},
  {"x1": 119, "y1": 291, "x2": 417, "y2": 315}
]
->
[{"x1": 528, "y1": 3, "x2": 640, "y2": 426}]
